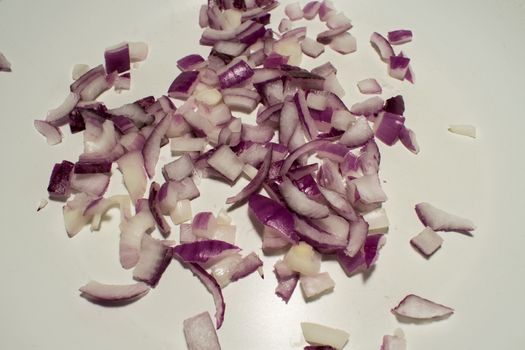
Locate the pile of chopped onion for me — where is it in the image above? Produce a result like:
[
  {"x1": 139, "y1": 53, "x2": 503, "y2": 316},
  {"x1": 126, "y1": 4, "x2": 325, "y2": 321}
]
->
[{"x1": 34, "y1": 0, "x2": 476, "y2": 349}]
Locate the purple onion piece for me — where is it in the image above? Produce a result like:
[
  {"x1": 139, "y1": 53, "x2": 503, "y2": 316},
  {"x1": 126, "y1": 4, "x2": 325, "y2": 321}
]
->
[
  {"x1": 173, "y1": 240, "x2": 240, "y2": 264},
  {"x1": 104, "y1": 42, "x2": 130, "y2": 74},
  {"x1": 47, "y1": 160, "x2": 75, "y2": 200}
]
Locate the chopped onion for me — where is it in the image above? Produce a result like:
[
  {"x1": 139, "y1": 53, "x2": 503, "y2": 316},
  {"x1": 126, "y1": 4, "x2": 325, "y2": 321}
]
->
[
  {"x1": 301, "y1": 322, "x2": 349, "y2": 350},
  {"x1": 285, "y1": 2, "x2": 303, "y2": 21},
  {"x1": 300, "y1": 272, "x2": 335, "y2": 299},
  {"x1": 0, "y1": 52, "x2": 13, "y2": 72},
  {"x1": 34, "y1": 120, "x2": 63, "y2": 145},
  {"x1": 329, "y1": 33, "x2": 357, "y2": 55},
  {"x1": 381, "y1": 330, "x2": 407, "y2": 350},
  {"x1": 391, "y1": 294, "x2": 454, "y2": 320},
  {"x1": 79, "y1": 281, "x2": 149, "y2": 304},
  {"x1": 207, "y1": 145, "x2": 245, "y2": 182},
  {"x1": 183, "y1": 312, "x2": 221, "y2": 350},
  {"x1": 370, "y1": 32, "x2": 394, "y2": 63},
  {"x1": 415, "y1": 202, "x2": 476, "y2": 233},
  {"x1": 301, "y1": 37, "x2": 325, "y2": 58},
  {"x1": 357, "y1": 78, "x2": 382, "y2": 94},
  {"x1": 284, "y1": 242, "x2": 321, "y2": 276},
  {"x1": 448, "y1": 124, "x2": 476, "y2": 138},
  {"x1": 410, "y1": 227, "x2": 443, "y2": 257},
  {"x1": 302, "y1": 1, "x2": 321, "y2": 20},
  {"x1": 387, "y1": 30, "x2": 413, "y2": 45}
]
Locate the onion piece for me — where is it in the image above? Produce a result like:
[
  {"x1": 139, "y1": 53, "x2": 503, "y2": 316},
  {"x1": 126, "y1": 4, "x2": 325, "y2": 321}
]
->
[
  {"x1": 173, "y1": 240, "x2": 240, "y2": 264},
  {"x1": 34, "y1": 120, "x2": 62, "y2": 145},
  {"x1": 177, "y1": 54, "x2": 206, "y2": 71},
  {"x1": 399, "y1": 127, "x2": 420, "y2": 154},
  {"x1": 318, "y1": 187, "x2": 358, "y2": 221},
  {"x1": 301, "y1": 322, "x2": 349, "y2": 350},
  {"x1": 303, "y1": 1, "x2": 321, "y2": 20},
  {"x1": 357, "y1": 78, "x2": 382, "y2": 94},
  {"x1": 364, "y1": 234, "x2": 386, "y2": 267},
  {"x1": 47, "y1": 160, "x2": 74, "y2": 200},
  {"x1": 345, "y1": 218, "x2": 368, "y2": 257},
  {"x1": 275, "y1": 273, "x2": 299, "y2": 303},
  {"x1": 218, "y1": 59, "x2": 254, "y2": 89},
  {"x1": 311, "y1": 62, "x2": 337, "y2": 77},
  {"x1": 318, "y1": 0, "x2": 337, "y2": 21},
  {"x1": 415, "y1": 202, "x2": 476, "y2": 233},
  {"x1": 248, "y1": 194, "x2": 300, "y2": 243},
  {"x1": 285, "y1": 2, "x2": 303, "y2": 20},
  {"x1": 226, "y1": 147, "x2": 271, "y2": 204},
  {"x1": 317, "y1": 23, "x2": 353, "y2": 45},
  {"x1": 132, "y1": 235, "x2": 173, "y2": 287},
  {"x1": 143, "y1": 114, "x2": 171, "y2": 178},
  {"x1": 185, "y1": 263, "x2": 226, "y2": 329},
  {"x1": 280, "y1": 139, "x2": 329, "y2": 175},
  {"x1": 79, "y1": 281, "x2": 149, "y2": 304},
  {"x1": 301, "y1": 37, "x2": 325, "y2": 58},
  {"x1": 37, "y1": 198, "x2": 49, "y2": 212},
  {"x1": 388, "y1": 55, "x2": 410, "y2": 80},
  {"x1": 119, "y1": 210, "x2": 155, "y2": 269},
  {"x1": 339, "y1": 117, "x2": 374, "y2": 148},
  {"x1": 300, "y1": 272, "x2": 335, "y2": 299},
  {"x1": 388, "y1": 30, "x2": 413, "y2": 45},
  {"x1": 280, "y1": 178, "x2": 330, "y2": 218},
  {"x1": 168, "y1": 71, "x2": 200, "y2": 100},
  {"x1": 0, "y1": 52, "x2": 12, "y2": 72},
  {"x1": 230, "y1": 252, "x2": 264, "y2": 282},
  {"x1": 410, "y1": 227, "x2": 443, "y2": 257},
  {"x1": 326, "y1": 12, "x2": 352, "y2": 29},
  {"x1": 380, "y1": 330, "x2": 407, "y2": 350},
  {"x1": 116, "y1": 151, "x2": 147, "y2": 204},
  {"x1": 183, "y1": 312, "x2": 221, "y2": 350},
  {"x1": 163, "y1": 154, "x2": 194, "y2": 181},
  {"x1": 362, "y1": 207, "x2": 389, "y2": 234},
  {"x1": 448, "y1": 124, "x2": 476, "y2": 138},
  {"x1": 279, "y1": 18, "x2": 293, "y2": 33},
  {"x1": 210, "y1": 253, "x2": 243, "y2": 288},
  {"x1": 128, "y1": 42, "x2": 149, "y2": 63},
  {"x1": 284, "y1": 242, "x2": 321, "y2": 276},
  {"x1": 329, "y1": 33, "x2": 357, "y2": 55},
  {"x1": 370, "y1": 32, "x2": 394, "y2": 63},
  {"x1": 294, "y1": 217, "x2": 348, "y2": 253},
  {"x1": 104, "y1": 42, "x2": 130, "y2": 74},
  {"x1": 391, "y1": 294, "x2": 454, "y2": 320},
  {"x1": 148, "y1": 182, "x2": 171, "y2": 237},
  {"x1": 46, "y1": 92, "x2": 80, "y2": 126},
  {"x1": 349, "y1": 173, "x2": 387, "y2": 204},
  {"x1": 207, "y1": 145, "x2": 245, "y2": 182},
  {"x1": 350, "y1": 96, "x2": 384, "y2": 117}
]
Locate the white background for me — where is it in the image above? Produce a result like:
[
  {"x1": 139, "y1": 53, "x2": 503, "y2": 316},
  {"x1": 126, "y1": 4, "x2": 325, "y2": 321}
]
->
[{"x1": 1, "y1": 0, "x2": 524, "y2": 349}]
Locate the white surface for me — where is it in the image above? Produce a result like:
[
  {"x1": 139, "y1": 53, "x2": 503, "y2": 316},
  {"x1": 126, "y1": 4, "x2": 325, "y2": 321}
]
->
[{"x1": 1, "y1": 0, "x2": 524, "y2": 349}]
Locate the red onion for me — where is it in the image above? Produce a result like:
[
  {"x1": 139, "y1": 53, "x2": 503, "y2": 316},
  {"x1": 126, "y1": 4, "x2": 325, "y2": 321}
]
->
[
  {"x1": 0, "y1": 52, "x2": 12, "y2": 72},
  {"x1": 388, "y1": 29, "x2": 413, "y2": 45},
  {"x1": 183, "y1": 312, "x2": 221, "y2": 350},
  {"x1": 79, "y1": 281, "x2": 150, "y2": 304},
  {"x1": 392, "y1": 294, "x2": 454, "y2": 320}
]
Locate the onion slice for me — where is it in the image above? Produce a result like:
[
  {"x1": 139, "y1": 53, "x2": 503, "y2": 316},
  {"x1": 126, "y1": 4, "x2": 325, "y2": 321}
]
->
[
  {"x1": 34, "y1": 120, "x2": 62, "y2": 145},
  {"x1": 415, "y1": 202, "x2": 476, "y2": 233},
  {"x1": 79, "y1": 281, "x2": 149, "y2": 304},
  {"x1": 448, "y1": 124, "x2": 476, "y2": 138},
  {"x1": 410, "y1": 227, "x2": 443, "y2": 257},
  {"x1": 0, "y1": 52, "x2": 12, "y2": 72},
  {"x1": 391, "y1": 294, "x2": 454, "y2": 320}
]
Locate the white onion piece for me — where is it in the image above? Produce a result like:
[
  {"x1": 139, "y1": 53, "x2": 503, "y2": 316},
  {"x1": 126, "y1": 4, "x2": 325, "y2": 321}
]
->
[
  {"x1": 349, "y1": 173, "x2": 388, "y2": 204},
  {"x1": 273, "y1": 37, "x2": 302, "y2": 66},
  {"x1": 170, "y1": 199, "x2": 192, "y2": 225},
  {"x1": 307, "y1": 93, "x2": 327, "y2": 111},
  {"x1": 284, "y1": 242, "x2": 321, "y2": 276},
  {"x1": 331, "y1": 110, "x2": 356, "y2": 131},
  {"x1": 381, "y1": 330, "x2": 407, "y2": 350},
  {"x1": 326, "y1": 12, "x2": 352, "y2": 29},
  {"x1": 195, "y1": 88, "x2": 222, "y2": 106},
  {"x1": 163, "y1": 154, "x2": 194, "y2": 181},
  {"x1": 171, "y1": 136, "x2": 207, "y2": 153},
  {"x1": 183, "y1": 312, "x2": 221, "y2": 350},
  {"x1": 285, "y1": 2, "x2": 304, "y2": 20},
  {"x1": 279, "y1": 178, "x2": 330, "y2": 219},
  {"x1": 311, "y1": 215, "x2": 349, "y2": 241},
  {"x1": 207, "y1": 145, "x2": 244, "y2": 182},
  {"x1": 116, "y1": 151, "x2": 147, "y2": 204},
  {"x1": 301, "y1": 322, "x2": 349, "y2": 349},
  {"x1": 128, "y1": 42, "x2": 149, "y2": 63},
  {"x1": 34, "y1": 120, "x2": 62, "y2": 145},
  {"x1": 415, "y1": 202, "x2": 476, "y2": 232},
  {"x1": 448, "y1": 124, "x2": 476, "y2": 138},
  {"x1": 119, "y1": 210, "x2": 155, "y2": 269},
  {"x1": 210, "y1": 253, "x2": 243, "y2": 288},
  {"x1": 301, "y1": 37, "x2": 325, "y2": 58},
  {"x1": 362, "y1": 207, "x2": 389, "y2": 233},
  {"x1": 303, "y1": 1, "x2": 321, "y2": 20},
  {"x1": 392, "y1": 294, "x2": 454, "y2": 320},
  {"x1": 339, "y1": 117, "x2": 374, "y2": 148},
  {"x1": 0, "y1": 52, "x2": 12, "y2": 72},
  {"x1": 212, "y1": 224, "x2": 236, "y2": 245},
  {"x1": 350, "y1": 96, "x2": 384, "y2": 116},
  {"x1": 222, "y1": 9, "x2": 242, "y2": 30},
  {"x1": 279, "y1": 18, "x2": 293, "y2": 33},
  {"x1": 300, "y1": 272, "x2": 335, "y2": 299},
  {"x1": 345, "y1": 218, "x2": 368, "y2": 257},
  {"x1": 410, "y1": 227, "x2": 443, "y2": 257},
  {"x1": 46, "y1": 92, "x2": 80, "y2": 125},
  {"x1": 63, "y1": 193, "x2": 93, "y2": 237},
  {"x1": 79, "y1": 281, "x2": 149, "y2": 304},
  {"x1": 357, "y1": 78, "x2": 382, "y2": 94},
  {"x1": 37, "y1": 199, "x2": 48, "y2": 212},
  {"x1": 323, "y1": 73, "x2": 345, "y2": 98},
  {"x1": 329, "y1": 32, "x2": 357, "y2": 55},
  {"x1": 72, "y1": 64, "x2": 90, "y2": 80}
]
